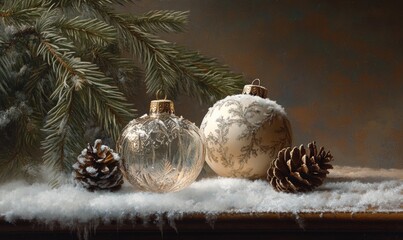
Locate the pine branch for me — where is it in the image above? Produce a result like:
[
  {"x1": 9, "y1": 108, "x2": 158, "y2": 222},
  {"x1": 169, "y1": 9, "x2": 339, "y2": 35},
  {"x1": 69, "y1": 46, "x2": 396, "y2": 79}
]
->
[
  {"x1": 0, "y1": 99, "x2": 41, "y2": 183},
  {"x1": 36, "y1": 47, "x2": 135, "y2": 183},
  {"x1": 35, "y1": 11, "x2": 135, "y2": 184},
  {"x1": 48, "y1": 0, "x2": 134, "y2": 8},
  {"x1": 13, "y1": 103, "x2": 42, "y2": 161},
  {"x1": 86, "y1": 6, "x2": 183, "y2": 97},
  {"x1": 24, "y1": 61, "x2": 51, "y2": 115},
  {"x1": 1, "y1": 0, "x2": 45, "y2": 9},
  {"x1": 82, "y1": 46, "x2": 141, "y2": 75},
  {"x1": 94, "y1": 9, "x2": 244, "y2": 101},
  {"x1": 172, "y1": 46, "x2": 244, "y2": 103},
  {"x1": 0, "y1": 56, "x2": 10, "y2": 95},
  {"x1": 0, "y1": 31, "x2": 46, "y2": 182},
  {"x1": 17, "y1": 106, "x2": 42, "y2": 150},
  {"x1": 35, "y1": 33, "x2": 75, "y2": 92},
  {"x1": 0, "y1": 0, "x2": 45, "y2": 27},
  {"x1": 39, "y1": 64, "x2": 135, "y2": 181},
  {"x1": 35, "y1": 11, "x2": 76, "y2": 87},
  {"x1": 73, "y1": 62, "x2": 136, "y2": 140},
  {"x1": 41, "y1": 86, "x2": 83, "y2": 186},
  {"x1": 35, "y1": 9, "x2": 135, "y2": 115},
  {"x1": 80, "y1": 46, "x2": 143, "y2": 97},
  {"x1": 0, "y1": 151, "x2": 34, "y2": 183},
  {"x1": 81, "y1": 84, "x2": 134, "y2": 141},
  {"x1": 130, "y1": 10, "x2": 189, "y2": 34},
  {"x1": 57, "y1": 17, "x2": 116, "y2": 47},
  {"x1": 103, "y1": 11, "x2": 180, "y2": 96}
]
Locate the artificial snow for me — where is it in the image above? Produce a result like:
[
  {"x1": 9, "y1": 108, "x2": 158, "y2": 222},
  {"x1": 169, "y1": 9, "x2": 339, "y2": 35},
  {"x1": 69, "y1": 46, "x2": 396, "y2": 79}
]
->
[
  {"x1": 0, "y1": 166, "x2": 401, "y2": 226},
  {"x1": 85, "y1": 166, "x2": 97, "y2": 175},
  {"x1": 111, "y1": 152, "x2": 120, "y2": 160},
  {"x1": 214, "y1": 94, "x2": 287, "y2": 116},
  {"x1": 0, "y1": 101, "x2": 32, "y2": 129}
]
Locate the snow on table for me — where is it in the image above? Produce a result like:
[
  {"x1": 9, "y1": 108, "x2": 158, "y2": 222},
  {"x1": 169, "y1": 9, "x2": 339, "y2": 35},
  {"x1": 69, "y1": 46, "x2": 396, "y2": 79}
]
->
[{"x1": 0, "y1": 165, "x2": 401, "y2": 226}]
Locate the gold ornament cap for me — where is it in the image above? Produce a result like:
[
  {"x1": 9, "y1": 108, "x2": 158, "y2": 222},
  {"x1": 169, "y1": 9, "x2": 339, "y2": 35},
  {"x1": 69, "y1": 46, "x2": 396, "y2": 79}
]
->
[
  {"x1": 149, "y1": 100, "x2": 175, "y2": 115},
  {"x1": 242, "y1": 79, "x2": 268, "y2": 98},
  {"x1": 149, "y1": 91, "x2": 175, "y2": 115}
]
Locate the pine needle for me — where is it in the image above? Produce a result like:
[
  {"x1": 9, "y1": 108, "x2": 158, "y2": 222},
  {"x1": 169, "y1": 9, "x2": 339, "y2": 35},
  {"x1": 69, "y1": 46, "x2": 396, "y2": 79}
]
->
[{"x1": 130, "y1": 10, "x2": 189, "y2": 33}]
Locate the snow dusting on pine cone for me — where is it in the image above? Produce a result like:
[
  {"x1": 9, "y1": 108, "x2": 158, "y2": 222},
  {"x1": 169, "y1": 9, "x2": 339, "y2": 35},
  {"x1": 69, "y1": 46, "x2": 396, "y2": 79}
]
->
[
  {"x1": 72, "y1": 139, "x2": 123, "y2": 191},
  {"x1": 267, "y1": 141, "x2": 334, "y2": 193}
]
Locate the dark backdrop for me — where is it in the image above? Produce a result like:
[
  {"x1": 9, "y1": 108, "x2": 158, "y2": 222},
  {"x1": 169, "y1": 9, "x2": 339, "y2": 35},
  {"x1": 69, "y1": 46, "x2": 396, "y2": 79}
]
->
[{"x1": 119, "y1": 0, "x2": 403, "y2": 169}]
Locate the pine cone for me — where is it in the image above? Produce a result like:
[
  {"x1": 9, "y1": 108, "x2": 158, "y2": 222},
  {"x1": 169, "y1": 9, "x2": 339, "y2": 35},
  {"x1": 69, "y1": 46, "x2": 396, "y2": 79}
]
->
[
  {"x1": 267, "y1": 141, "x2": 334, "y2": 193},
  {"x1": 73, "y1": 139, "x2": 123, "y2": 191}
]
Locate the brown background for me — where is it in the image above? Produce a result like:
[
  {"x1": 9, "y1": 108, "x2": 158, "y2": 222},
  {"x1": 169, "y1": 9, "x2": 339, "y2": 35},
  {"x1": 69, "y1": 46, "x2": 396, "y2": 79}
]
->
[{"x1": 120, "y1": 0, "x2": 402, "y2": 169}]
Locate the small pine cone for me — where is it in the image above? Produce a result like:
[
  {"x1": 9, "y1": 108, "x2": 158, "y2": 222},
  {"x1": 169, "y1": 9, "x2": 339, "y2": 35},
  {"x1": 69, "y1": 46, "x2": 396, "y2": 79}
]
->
[
  {"x1": 267, "y1": 141, "x2": 334, "y2": 193},
  {"x1": 73, "y1": 139, "x2": 123, "y2": 191}
]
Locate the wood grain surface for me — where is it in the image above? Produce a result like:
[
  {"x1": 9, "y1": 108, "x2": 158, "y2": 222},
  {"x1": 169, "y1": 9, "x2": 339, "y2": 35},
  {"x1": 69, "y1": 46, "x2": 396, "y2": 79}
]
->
[{"x1": 1, "y1": 212, "x2": 402, "y2": 240}]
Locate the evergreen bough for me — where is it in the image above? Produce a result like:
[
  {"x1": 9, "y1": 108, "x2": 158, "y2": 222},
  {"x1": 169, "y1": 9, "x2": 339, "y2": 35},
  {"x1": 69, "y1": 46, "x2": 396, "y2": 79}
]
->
[{"x1": 0, "y1": 0, "x2": 243, "y2": 185}]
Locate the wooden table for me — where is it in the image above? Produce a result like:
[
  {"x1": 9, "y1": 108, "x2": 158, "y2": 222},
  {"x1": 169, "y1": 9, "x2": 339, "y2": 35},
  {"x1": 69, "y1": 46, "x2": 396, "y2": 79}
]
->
[{"x1": 1, "y1": 212, "x2": 402, "y2": 240}]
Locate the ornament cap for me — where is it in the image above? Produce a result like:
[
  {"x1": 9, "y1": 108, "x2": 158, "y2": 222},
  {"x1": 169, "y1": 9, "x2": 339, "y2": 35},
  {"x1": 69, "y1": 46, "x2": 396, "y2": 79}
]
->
[
  {"x1": 149, "y1": 99, "x2": 175, "y2": 115},
  {"x1": 242, "y1": 79, "x2": 268, "y2": 98}
]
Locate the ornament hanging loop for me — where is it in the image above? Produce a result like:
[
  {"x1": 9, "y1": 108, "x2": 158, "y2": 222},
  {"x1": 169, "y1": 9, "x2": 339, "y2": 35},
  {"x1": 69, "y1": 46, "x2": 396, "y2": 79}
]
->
[
  {"x1": 251, "y1": 78, "x2": 261, "y2": 86},
  {"x1": 155, "y1": 90, "x2": 167, "y2": 100},
  {"x1": 242, "y1": 78, "x2": 268, "y2": 98}
]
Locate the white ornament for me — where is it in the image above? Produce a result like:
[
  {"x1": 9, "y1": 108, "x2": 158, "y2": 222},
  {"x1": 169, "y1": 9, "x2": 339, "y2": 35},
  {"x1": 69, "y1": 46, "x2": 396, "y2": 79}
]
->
[{"x1": 200, "y1": 83, "x2": 292, "y2": 179}]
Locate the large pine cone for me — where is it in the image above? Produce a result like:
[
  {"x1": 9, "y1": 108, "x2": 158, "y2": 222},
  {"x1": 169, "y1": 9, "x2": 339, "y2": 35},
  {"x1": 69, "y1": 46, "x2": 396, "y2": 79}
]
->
[
  {"x1": 73, "y1": 139, "x2": 123, "y2": 191},
  {"x1": 267, "y1": 141, "x2": 334, "y2": 193}
]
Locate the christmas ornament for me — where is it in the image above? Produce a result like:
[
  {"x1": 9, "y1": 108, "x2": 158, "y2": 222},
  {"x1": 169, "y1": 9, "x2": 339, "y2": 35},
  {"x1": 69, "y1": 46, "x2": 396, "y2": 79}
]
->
[
  {"x1": 200, "y1": 79, "x2": 292, "y2": 179},
  {"x1": 267, "y1": 141, "x2": 334, "y2": 193},
  {"x1": 116, "y1": 95, "x2": 205, "y2": 192},
  {"x1": 72, "y1": 139, "x2": 123, "y2": 191}
]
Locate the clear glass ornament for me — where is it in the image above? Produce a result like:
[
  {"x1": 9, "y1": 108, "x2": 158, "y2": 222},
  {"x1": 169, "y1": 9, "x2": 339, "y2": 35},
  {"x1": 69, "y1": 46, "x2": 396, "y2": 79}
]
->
[{"x1": 117, "y1": 99, "x2": 205, "y2": 192}]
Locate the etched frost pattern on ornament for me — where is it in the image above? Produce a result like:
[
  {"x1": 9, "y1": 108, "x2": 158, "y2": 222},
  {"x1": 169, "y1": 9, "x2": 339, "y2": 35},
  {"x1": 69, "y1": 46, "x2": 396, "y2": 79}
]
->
[
  {"x1": 202, "y1": 96, "x2": 292, "y2": 179},
  {"x1": 263, "y1": 118, "x2": 292, "y2": 157},
  {"x1": 117, "y1": 114, "x2": 204, "y2": 192},
  {"x1": 134, "y1": 159, "x2": 184, "y2": 192},
  {"x1": 206, "y1": 116, "x2": 234, "y2": 168}
]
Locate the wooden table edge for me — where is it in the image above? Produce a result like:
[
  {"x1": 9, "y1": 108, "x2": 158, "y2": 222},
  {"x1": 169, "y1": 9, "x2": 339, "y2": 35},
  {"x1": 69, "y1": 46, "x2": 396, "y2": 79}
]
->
[{"x1": 0, "y1": 211, "x2": 402, "y2": 233}]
